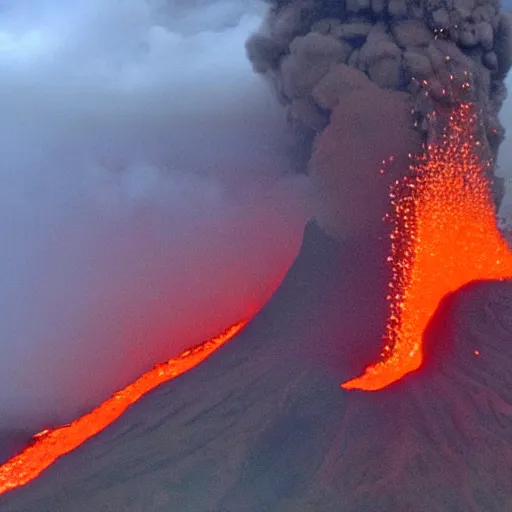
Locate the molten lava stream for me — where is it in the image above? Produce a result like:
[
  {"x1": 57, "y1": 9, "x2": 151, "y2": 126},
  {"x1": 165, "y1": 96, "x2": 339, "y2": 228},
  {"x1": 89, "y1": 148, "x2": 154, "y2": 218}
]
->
[
  {"x1": 0, "y1": 320, "x2": 247, "y2": 496},
  {"x1": 342, "y1": 102, "x2": 512, "y2": 391}
]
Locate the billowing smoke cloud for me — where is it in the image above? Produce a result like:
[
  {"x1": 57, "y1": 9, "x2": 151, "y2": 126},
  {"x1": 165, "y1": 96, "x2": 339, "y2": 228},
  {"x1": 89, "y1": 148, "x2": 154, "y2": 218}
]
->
[
  {"x1": 247, "y1": 0, "x2": 512, "y2": 238},
  {"x1": 0, "y1": 0, "x2": 313, "y2": 431}
]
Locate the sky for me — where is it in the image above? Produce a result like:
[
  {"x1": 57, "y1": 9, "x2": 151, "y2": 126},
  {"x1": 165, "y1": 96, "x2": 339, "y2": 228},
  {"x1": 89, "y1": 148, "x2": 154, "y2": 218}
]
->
[{"x1": 498, "y1": 75, "x2": 512, "y2": 221}]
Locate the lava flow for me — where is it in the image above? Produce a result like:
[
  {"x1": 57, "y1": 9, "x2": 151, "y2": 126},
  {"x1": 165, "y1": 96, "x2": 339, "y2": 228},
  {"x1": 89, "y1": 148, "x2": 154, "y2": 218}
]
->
[
  {"x1": 0, "y1": 320, "x2": 247, "y2": 496},
  {"x1": 342, "y1": 102, "x2": 512, "y2": 391}
]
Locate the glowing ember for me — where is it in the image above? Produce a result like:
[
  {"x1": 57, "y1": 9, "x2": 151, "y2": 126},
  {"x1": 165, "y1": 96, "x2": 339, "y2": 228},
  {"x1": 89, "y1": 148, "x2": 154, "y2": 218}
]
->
[
  {"x1": 342, "y1": 102, "x2": 512, "y2": 391},
  {"x1": 0, "y1": 320, "x2": 247, "y2": 496}
]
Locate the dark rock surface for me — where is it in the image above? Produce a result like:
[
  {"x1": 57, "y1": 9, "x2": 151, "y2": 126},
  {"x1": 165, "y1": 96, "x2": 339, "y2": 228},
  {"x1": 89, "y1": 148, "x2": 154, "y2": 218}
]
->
[{"x1": 1, "y1": 223, "x2": 512, "y2": 511}]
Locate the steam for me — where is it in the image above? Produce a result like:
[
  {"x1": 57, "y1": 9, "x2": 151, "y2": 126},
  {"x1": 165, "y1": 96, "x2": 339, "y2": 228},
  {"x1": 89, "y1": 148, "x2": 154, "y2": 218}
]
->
[
  {"x1": 0, "y1": 0, "x2": 312, "y2": 430},
  {"x1": 247, "y1": 0, "x2": 512, "y2": 237}
]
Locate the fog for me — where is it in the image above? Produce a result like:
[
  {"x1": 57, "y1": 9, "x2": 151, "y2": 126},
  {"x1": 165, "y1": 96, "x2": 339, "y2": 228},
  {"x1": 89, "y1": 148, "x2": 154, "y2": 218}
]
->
[{"x1": 0, "y1": 0, "x2": 312, "y2": 429}]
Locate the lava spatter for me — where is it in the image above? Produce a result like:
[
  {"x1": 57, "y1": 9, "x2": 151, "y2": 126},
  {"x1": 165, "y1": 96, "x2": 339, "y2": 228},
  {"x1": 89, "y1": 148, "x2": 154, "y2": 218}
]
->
[
  {"x1": 342, "y1": 102, "x2": 512, "y2": 391},
  {"x1": 0, "y1": 320, "x2": 247, "y2": 496}
]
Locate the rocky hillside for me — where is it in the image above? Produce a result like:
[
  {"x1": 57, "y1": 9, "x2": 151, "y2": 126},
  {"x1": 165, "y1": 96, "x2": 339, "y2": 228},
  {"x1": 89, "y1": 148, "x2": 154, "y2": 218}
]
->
[{"x1": 1, "y1": 223, "x2": 511, "y2": 512}]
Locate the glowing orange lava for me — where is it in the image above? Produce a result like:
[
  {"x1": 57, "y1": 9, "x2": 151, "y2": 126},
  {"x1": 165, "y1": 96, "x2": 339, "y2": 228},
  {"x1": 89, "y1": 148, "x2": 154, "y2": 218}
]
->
[
  {"x1": 0, "y1": 320, "x2": 247, "y2": 496},
  {"x1": 342, "y1": 102, "x2": 512, "y2": 391}
]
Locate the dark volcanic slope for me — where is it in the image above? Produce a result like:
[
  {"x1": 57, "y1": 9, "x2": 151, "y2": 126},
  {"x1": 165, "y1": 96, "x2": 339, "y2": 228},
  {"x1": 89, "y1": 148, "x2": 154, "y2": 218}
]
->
[{"x1": 1, "y1": 224, "x2": 512, "y2": 512}]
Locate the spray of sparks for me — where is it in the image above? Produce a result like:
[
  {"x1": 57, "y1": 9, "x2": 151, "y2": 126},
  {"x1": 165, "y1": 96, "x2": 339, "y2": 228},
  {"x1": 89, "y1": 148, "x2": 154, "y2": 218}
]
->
[
  {"x1": 342, "y1": 102, "x2": 512, "y2": 391},
  {"x1": 0, "y1": 320, "x2": 247, "y2": 496}
]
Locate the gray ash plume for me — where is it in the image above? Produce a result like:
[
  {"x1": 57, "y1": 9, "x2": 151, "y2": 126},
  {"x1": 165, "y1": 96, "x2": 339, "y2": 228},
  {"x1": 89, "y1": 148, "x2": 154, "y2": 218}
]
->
[{"x1": 247, "y1": 0, "x2": 512, "y2": 229}]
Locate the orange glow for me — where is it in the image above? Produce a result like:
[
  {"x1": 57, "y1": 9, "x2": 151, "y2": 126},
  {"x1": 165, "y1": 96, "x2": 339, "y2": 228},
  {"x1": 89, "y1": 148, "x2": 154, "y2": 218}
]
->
[
  {"x1": 0, "y1": 320, "x2": 247, "y2": 496},
  {"x1": 342, "y1": 102, "x2": 512, "y2": 391}
]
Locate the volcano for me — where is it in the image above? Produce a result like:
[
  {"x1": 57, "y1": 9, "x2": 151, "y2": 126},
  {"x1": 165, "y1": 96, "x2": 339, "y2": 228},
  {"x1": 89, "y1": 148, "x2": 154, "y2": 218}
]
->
[
  {"x1": 1, "y1": 222, "x2": 512, "y2": 512},
  {"x1": 2, "y1": 0, "x2": 512, "y2": 509}
]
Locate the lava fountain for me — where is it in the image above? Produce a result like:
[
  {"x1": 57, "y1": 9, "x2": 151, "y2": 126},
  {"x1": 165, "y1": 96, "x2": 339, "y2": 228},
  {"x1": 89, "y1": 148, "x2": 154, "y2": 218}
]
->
[
  {"x1": 342, "y1": 101, "x2": 512, "y2": 391},
  {"x1": 0, "y1": 320, "x2": 247, "y2": 496}
]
